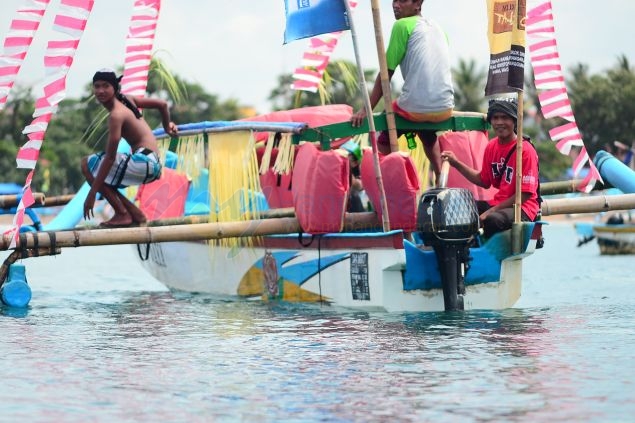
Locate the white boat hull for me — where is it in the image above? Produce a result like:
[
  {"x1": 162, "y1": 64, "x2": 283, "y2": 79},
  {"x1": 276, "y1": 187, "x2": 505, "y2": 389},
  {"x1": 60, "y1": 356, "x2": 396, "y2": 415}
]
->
[{"x1": 136, "y1": 229, "x2": 537, "y2": 312}]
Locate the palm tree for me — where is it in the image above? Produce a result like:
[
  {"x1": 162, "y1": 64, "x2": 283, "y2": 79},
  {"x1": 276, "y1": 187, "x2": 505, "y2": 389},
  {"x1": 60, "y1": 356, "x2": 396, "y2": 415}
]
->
[{"x1": 452, "y1": 58, "x2": 487, "y2": 113}]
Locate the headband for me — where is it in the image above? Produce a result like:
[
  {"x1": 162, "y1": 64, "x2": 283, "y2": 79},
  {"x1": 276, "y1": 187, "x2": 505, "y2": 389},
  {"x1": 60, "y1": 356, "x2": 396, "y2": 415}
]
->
[{"x1": 93, "y1": 68, "x2": 122, "y2": 91}]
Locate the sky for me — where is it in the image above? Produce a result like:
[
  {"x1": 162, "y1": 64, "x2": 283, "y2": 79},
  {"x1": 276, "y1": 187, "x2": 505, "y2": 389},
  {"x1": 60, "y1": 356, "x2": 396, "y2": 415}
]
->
[{"x1": 1, "y1": 0, "x2": 634, "y2": 115}]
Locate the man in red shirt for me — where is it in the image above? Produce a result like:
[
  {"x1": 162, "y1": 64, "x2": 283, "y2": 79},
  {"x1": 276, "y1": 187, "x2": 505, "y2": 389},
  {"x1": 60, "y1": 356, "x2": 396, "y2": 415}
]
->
[{"x1": 441, "y1": 98, "x2": 540, "y2": 237}]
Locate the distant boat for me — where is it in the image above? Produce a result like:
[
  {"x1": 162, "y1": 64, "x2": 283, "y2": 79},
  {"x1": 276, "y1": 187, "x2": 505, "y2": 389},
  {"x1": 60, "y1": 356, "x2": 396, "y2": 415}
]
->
[{"x1": 576, "y1": 212, "x2": 635, "y2": 255}]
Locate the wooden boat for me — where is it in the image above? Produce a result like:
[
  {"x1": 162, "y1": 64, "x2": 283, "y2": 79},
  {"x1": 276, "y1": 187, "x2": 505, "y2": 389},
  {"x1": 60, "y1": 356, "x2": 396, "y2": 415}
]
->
[
  {"x1": 3, "y1": 111, "x2": 635, "y2": 310},
  {"x1": 575, "y1": 212, "x2": 635, "y2": 255},
  {"x1": 131, "y1": 107, "x2": 544, "y2": 312}
]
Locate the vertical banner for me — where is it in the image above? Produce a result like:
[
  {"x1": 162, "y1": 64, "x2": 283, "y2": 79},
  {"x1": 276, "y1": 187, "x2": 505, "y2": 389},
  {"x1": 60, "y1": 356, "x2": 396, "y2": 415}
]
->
[
  {"x1": 526, "y1": 0, "x2": 600, "y2": 191},
  {"x1": 3, "y1": 0, "x2": 94, "y2": 247},
  {"x1": 283, "y1": 0, "x2": 351, "y2": 44},
  {"x1": 120, "y1": 0, "x2": 161, "y2": 97},
  {"x1": 0, "y1": 0, "x2": 52, "y2": 110},
  {"x1": 485, "y1": 0, "x2": 526, "y2": 95}
]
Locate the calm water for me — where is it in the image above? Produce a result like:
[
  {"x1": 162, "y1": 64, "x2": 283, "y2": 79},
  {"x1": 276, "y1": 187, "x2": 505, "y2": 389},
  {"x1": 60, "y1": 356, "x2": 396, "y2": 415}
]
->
[{"x1": 1, "y1": 223, "x2": 633, "y2": 423}]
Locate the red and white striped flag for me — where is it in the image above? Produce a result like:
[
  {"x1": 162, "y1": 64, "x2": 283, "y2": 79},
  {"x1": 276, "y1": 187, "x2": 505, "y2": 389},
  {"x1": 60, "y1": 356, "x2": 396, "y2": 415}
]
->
[
  {"x1": 0, "y1": 0, "x2": 52, "y2": 110},
  {"x1": 4, "y1": 0, "x2": 94, "y2": 248},
  {"x1": 526, "y1": 0, "x2": 600, "y2": 192},
  {"x1": 120, "y1": 0, "x2": 161, "y2": 97}
]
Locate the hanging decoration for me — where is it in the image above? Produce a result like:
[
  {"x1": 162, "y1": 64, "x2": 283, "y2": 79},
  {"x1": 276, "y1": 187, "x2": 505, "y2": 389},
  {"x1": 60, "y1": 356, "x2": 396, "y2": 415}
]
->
[
  {"x1": 120, "y1": 0, "x2": 161, "y2": 96},
  {"x1": 0, "y1": 0, "x2": 52, "y2": 110},
  {"x1": 526, "y1": 0, "x2": 601, "y2": 192},
  {"x1": 4, "y1": 0, "x2": 95, "y2": 247},
  {"x1": 290, "y1": 0, "x2": 358, "y2": 93}
]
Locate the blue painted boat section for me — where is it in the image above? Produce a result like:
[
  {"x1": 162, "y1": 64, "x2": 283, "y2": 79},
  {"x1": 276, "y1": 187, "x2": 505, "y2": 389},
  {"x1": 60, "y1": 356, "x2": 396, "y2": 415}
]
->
[
  {"x1": 574, "y1": 222, "x2": 594, "y2": 238},
  {"x1": 279, "y1": 253, "x2": 350, "y2": 286},
  {"x1": 183, "y1": 168, "x2": 269, "y2": 216},
  {"x1": 404, "y1": 223, "x2": 537, "y2": 290},
  {"x1": 153, "y1": 121, "x2": 306, "y2": 137},
  {"x1": 403, "y1": 240, "x2": 502, "y2": 290},
  {"x1": 250, "y1": 251, "x2": 349, "y2": 287}
]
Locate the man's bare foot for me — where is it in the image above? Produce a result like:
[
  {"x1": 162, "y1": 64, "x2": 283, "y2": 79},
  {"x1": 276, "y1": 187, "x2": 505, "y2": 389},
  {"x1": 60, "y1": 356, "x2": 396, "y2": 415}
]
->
[{"x1": 99, "y1": 214, "x2": 134, "y2": 228}]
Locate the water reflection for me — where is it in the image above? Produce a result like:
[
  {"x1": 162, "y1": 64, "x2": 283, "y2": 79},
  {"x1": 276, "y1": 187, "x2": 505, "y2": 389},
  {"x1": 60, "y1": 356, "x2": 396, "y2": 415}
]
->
[{"x1": 1, "y1": 286, "x2": 633, "y2": 422}]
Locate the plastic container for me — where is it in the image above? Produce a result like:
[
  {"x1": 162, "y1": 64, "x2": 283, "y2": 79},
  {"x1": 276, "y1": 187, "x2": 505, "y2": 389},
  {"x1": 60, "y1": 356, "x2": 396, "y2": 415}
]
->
[{"x1": 1, "y1": 264, "x2": 32, "y2": 308}]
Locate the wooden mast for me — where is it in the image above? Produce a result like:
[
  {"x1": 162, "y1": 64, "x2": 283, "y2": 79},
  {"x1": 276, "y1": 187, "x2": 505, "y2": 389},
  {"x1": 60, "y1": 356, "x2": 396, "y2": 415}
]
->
[{"x1": 343, "y1": 0, "x2": 391, "y2": 232}]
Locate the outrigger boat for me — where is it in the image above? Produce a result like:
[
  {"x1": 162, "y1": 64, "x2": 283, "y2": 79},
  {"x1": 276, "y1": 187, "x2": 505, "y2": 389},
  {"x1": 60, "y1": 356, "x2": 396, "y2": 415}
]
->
[
  {"x1": 3, "y1": 107, "x2": 635, "y2": 310},
  {"x1": 127, "y1": 107, "x2": 542, "y2": 313}
]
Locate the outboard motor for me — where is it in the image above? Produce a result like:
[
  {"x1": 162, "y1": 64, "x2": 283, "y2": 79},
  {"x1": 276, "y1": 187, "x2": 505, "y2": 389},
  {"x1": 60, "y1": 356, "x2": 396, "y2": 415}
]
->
[{"x1": 417, "y1": 188, "x2": 480, "y2": 311}]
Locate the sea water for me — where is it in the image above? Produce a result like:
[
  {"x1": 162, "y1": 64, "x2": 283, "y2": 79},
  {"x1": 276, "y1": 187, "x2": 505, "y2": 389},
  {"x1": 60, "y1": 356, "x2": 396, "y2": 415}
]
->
[{"x1": 0, "y1": 223, "x2": 633, "y2": 422}]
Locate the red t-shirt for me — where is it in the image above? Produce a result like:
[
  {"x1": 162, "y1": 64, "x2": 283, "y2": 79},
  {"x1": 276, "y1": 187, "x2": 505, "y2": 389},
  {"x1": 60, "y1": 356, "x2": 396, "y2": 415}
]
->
[{"x1": 479, "y1": 137, "x2": 540, "y2": 220}]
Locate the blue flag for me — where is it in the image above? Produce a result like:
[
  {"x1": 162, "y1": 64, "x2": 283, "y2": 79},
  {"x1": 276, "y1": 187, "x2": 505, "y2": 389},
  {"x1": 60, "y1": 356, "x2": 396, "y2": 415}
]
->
[{"x1": 283, "y1": 0, "x2": 351, "y2": 44}]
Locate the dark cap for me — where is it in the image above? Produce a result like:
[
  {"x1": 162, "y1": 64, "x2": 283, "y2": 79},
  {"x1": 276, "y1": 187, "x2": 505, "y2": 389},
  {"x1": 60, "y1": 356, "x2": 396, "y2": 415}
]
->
[{"x1": 487, "y1": 98, "x2": 518, "y2": 123}]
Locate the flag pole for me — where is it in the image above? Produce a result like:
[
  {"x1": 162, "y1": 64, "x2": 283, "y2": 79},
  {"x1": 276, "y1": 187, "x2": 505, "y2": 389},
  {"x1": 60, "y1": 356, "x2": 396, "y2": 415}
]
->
[
  {"x1": 370, "y1": 0, "x2": 399, "y2": 152},
  {"x1": 511, "y1": 1, "x2": 526, "y2": 254},
  {"x1": 514, "y1": 91, "x2": 524, "y2": 224},
  {"x1": 343, "y1": 0, "x2": 391, "y2": 232}
]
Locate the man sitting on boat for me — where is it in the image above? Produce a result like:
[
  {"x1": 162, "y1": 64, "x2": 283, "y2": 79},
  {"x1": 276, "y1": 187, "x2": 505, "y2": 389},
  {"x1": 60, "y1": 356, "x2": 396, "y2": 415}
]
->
[
  {"x1": 349, "y1": 0, "x2": 454, "y2": 183},
  {"x1": 440, "y1": 98, "x2": 540, "y2": 238}
]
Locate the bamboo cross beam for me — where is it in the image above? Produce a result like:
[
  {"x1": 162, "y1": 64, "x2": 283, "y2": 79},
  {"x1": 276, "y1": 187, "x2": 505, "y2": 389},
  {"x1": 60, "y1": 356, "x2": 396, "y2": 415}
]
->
[
  {"x1": 539, "y1": 179, "x2": 587, "y2": 196},
  {"x1": 1, "y1": 212, "x2": 381, "y2": 251},
  {"x1": 0, "y1": 193, "x2": 45, "y2": 209},
  {"x1": 540, "y1": 193, "x2": 635, "y2": 216},
  {"x1": 41, "y1": 194, "x2": 75, "y2": 208},
  {"x1": 3, "y1": 194, "x2": 634, "y2": 251},
  {"x1": 0, "y1": 193, "x2": 74, "y2": 210}
]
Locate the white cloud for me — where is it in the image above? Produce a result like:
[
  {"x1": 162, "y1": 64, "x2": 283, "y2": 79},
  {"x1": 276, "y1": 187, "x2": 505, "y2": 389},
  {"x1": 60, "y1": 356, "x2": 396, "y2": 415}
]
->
[{"x1": 1, "y1": 0, "x2": 633, "y2": 115}]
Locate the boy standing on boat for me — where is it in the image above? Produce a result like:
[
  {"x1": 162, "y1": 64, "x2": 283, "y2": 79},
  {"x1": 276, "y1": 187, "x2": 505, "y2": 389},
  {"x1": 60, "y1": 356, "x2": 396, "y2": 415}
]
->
[
  {"x1": 350, "y1": 0, "x2": 454, "y2": 181},
  {"x1": 81, "y1": 69, "x2": 178, "y2": 227},
  {"x1": 440, "y1": 98, "x2": 540, "y2": 238}
]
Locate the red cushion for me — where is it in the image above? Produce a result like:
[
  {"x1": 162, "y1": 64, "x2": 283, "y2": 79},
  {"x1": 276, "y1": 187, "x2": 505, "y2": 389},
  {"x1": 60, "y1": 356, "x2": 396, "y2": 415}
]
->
[
  {"x1": 292, "y1": 143, "x2": 349, "y2": 234},
  {"x1": 137, "y1": 168, "x2": 189, "y2": 220},
  {"x1": 361, "y1": 150, "x2": 420, "y2": 231}
]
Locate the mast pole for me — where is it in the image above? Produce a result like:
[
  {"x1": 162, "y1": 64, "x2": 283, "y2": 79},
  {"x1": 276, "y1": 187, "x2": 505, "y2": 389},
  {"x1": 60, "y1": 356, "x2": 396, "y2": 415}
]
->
[
  {"x1": 370, "y1": 0, "x2": 399, "y2": 152},
  {"x1": 343, "y1": 0, "x2": 391, "y2": 231}
]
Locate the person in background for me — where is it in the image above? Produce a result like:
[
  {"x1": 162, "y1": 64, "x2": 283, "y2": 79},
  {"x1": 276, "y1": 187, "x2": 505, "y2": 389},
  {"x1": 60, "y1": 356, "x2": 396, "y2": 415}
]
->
[
  {"x1": 613, "y1": 140, "x2": 635, "y2": 169},
  {"x1": 338, "y1": 140, "x2": 366, "y2": 213},
  {"x1": 440, "y1": 98, "x2": 540, "y2": 238},
  {"x1": 350, "y1": 0, "x2": 454, "y2": 183},
  {"x1": 82, "y1": 68, "x2": 178, "y2": 227}
]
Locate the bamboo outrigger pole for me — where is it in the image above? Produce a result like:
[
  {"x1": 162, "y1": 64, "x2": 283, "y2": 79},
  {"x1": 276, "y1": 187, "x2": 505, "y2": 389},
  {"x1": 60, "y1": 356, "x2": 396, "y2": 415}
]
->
[
  {"x1": 370, "y1": 0, "x2": 399, "y2": 151},
  {"x1": 343, "y1": 0, "x2": 391, "y2": 232},
  {"x1": 511, "y1": 91, "x2": 525, "y2": 254},
  {"x1": 3, "y1": 194, "x2": 635, "y2": 251},
  {"x1": 512, "y1": 2, "x2": 527, "y2": 255}
]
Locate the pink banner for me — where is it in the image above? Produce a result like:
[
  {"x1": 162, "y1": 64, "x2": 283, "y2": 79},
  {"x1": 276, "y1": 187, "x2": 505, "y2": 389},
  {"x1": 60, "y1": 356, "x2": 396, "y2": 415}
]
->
[
  {"x1": 4, "y1": 0, "x2": 94, "y2": 247},
  {"x1": 120, "y1": 0, "x2": 161, "y2": 97},
  {"x1": 0, "y1": 0, "x2": 51, "y2": 109},
  {"x1": 526, "y1": 0, "x2": 599, "y2": 192}
]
